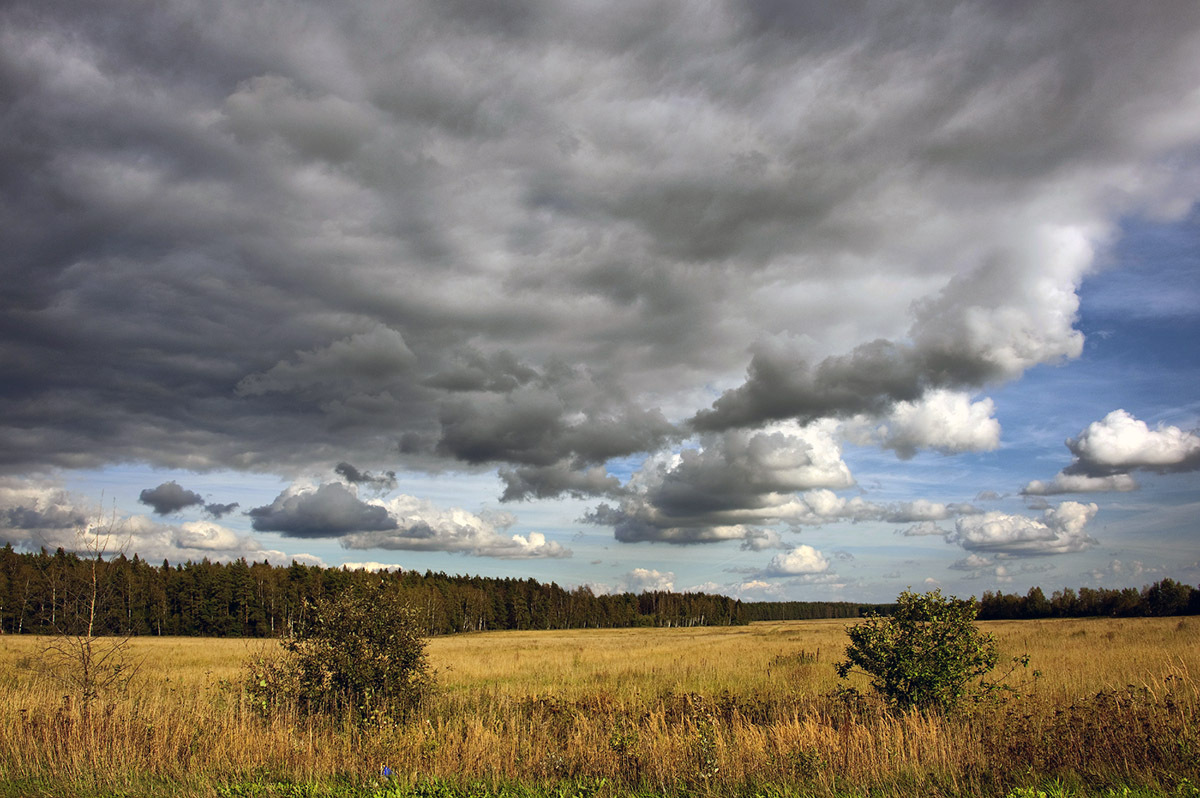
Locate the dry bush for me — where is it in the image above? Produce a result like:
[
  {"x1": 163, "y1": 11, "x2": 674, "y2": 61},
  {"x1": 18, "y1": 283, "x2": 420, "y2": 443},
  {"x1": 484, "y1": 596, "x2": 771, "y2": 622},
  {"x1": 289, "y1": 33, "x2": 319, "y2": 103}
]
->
[{"x1": 40, "y1": 507, "x2": 140, "y2": 717}]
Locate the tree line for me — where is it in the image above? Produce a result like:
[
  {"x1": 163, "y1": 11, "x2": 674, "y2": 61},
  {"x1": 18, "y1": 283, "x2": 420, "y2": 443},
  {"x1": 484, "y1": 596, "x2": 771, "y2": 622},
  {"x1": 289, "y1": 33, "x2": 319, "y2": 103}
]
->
[
  {"x1": 978, "y1": 580, "x2": 1200, "y2": 620},
  {"x1": 0, "y1": 545, "x2": 878, "y2": 637},
  {"x1": 3, "y1": 545, "x2": 1194, "y2": 637}
]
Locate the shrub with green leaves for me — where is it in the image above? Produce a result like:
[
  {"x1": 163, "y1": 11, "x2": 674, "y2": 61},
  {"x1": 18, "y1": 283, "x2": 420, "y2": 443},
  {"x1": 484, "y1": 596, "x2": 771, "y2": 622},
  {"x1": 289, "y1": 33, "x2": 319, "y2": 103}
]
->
[
  {"x1": 247, "y1": 581, "x2": 433, "y2": 725},
  {"x1": 834, "y1": 588, "x2": 999, "y2": 713}
]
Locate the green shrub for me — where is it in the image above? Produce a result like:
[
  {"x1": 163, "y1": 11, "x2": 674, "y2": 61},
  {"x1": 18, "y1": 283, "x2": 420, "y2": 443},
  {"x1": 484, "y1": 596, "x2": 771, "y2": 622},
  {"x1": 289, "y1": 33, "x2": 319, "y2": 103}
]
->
[
  {"x1": 247, "y1": 581, "x2": 433, "y2": 725},
  {"x1": 834, "y1": 588, "x2": 999, "y2": 713},
  {"x1": 245, "y1": 645, "x2": 301, "y2": 718}
]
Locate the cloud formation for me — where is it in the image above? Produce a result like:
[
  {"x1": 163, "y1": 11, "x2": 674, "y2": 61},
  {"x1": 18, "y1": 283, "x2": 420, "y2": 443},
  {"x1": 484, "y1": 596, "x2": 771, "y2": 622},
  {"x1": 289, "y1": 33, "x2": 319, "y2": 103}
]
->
[
  {"x1": 1022, "y1": 410, "x2": 1200, "y2": 494},
  {"x1": 2, "y1": 1, "x2": 1199, "y2": 591},
  {"x1": 248, "y1": 483, "x2": 398, "y2": 538},
  {"x1": 205, "y1": 502, "x2": 241, "y2": 519},
  {"x1": 846, "y1": 391, "x2": 1001, "y2": 459},
  {"x1": 618, "y1": 568, "x2": 676, "y2": 594},
  {"x1": 1021, "y1": 473, "x2": 1138, "y2": 496},
  {"x1": 2, "y1": 1, "x2": 1198, "y2": 496},
  {"x1": 1087, "y1": 558, "x2": 1160, "y2": 584},
  {"x1": 900, "y1": 521, "x2": 952, "y2": 538},
  {"x1": 244, "y1": 481, "x2": 564, "y2": 558},
  {"x1": 0, "y1": 480, "x2": 91, "y2": 541},
  {"x1": 0, "y1": 479, "x2": 320, "y2": 565},
  {"x1": 139, "y1": 481, "x2": 206, "y2": 515},
  {"x1": 584, "y1": 423, "x2": 854, "y2": 544},
  {"x1": 334, "y1": 462, "x2": 398, "y2": 494},
  {"x1": 342, "y1": 495, "x2": 570, "y2": 559},
  {"x1": 762, "y1": 545, "x2": 831, "y2": 577},
  {"x1": 948, "y1": 554, "x2": 1055, "y2": 583},
  {"x1": 948, "y1": 502, "x2": 1099, "y2": 557},
  {"x1": 499, "y1": 463, "x2": 623, "y2": 503},
  {"x1": 2, "y1": 476, "x2": 567, "y2": 562},
  {"x1": 579, "y1": 409, "x2": 1001, "y2": 547},
  {"x1": 1065, "y1": 410, "x2": 1200, "y2": 476}
]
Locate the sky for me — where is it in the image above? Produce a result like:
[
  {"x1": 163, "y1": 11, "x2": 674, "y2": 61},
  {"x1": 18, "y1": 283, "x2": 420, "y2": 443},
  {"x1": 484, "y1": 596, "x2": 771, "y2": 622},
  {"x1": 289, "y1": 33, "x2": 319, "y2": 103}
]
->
[{"x1": 2, "y1": 1, "x2": 1199, "y2": 604}]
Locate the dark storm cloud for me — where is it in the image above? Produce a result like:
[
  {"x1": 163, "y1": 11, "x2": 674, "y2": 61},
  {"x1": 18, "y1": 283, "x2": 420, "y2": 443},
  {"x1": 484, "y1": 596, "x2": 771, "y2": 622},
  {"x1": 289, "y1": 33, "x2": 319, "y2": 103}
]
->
[
  {"x1": 434, "y1": 366, "x2": 680, "y2": 478},
  {"x1": 582, "y1": 502, "x2": 747, "y2": 546},
  {"x1": 691, "y1": 340, "x2": 936, "y2": 432},
  {"x1": 2, "y1": 0, "x2": 1200, "y2": 515},
  {"x1": 334, "y1": 462, "x2": 397, "y2": 493},
  {"x1": 498, "y1": 463, "x2": 623, "y2": 502},
  {"x1": 248, "y1": 483, "x2": 397, "y2": 538},
  {"x1": 204, "y1": 502, "x2": 240, "y2": 518},
  {"x1": 139, "y1": 482, "x2": 205, "y2": 515},
  {"x1": 423, "y1": 349, "x2": 539, "y2": 394}
]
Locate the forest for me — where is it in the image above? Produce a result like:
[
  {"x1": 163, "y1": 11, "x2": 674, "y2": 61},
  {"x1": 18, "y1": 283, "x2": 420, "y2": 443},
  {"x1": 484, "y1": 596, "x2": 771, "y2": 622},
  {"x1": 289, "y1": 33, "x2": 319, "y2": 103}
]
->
[
  {"x1": 978, "y1": 580, "x2": 1200, "y2": 619},
  {"x1": 0, "y1": 544, "x2": 1195, "y2": 637},
  {"x1": 0, "y1": 545, "x2": 880, "y2": 637}
]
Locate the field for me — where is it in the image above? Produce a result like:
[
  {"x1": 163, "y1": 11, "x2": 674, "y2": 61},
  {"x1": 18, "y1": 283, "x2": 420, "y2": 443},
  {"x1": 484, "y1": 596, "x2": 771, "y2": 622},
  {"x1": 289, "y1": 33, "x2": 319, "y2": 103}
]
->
[{"x1": 1, "y1": 617, "x2": 1198, "y2": 797}]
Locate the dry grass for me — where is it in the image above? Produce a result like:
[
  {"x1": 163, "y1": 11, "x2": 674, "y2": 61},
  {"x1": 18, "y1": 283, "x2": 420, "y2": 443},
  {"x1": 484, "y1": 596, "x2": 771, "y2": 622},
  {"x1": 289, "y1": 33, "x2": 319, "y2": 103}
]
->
[
  {"x1": 431, "y1": 620, "x2": 844, "y2": 700},
  {"x1": 1, "y1": 617, "x2": 1197, "y2": 797}
]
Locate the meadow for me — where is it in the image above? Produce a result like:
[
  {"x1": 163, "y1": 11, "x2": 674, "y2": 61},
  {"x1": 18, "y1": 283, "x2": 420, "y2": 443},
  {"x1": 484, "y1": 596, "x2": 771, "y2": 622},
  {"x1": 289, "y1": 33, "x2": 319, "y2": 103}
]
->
[{"x1": 0, "y1": 617, "x2": 1197, "y2": 797}]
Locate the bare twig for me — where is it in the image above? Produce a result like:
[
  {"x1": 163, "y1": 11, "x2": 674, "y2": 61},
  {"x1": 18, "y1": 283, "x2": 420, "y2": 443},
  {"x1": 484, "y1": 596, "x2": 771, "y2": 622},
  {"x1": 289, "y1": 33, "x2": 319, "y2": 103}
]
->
[{"x1": 41, "y1": 498, "x2": 140, "y2": 716}]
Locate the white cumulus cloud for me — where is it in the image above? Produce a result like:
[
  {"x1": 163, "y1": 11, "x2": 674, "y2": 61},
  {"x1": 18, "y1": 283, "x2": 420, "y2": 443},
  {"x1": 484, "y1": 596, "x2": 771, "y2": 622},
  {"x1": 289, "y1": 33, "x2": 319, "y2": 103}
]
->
[
  {"x1": 1067, "y1": 410, "x2": 1200, "y2": 475},
  {"x1": 948, "y1": 501, "x2": 1098, "y2": 556},
  {"x1": 763, "y1": 544, "x2": 831, "y2": 577},
  {"x1": 849, "y1": 390, "x2": 1001, "y2": 459},
  {"x1": 343, "y1": 494, "x2": 570, "y2": 559},
  {"x1": 1022, "y1": 409, "x2": 1200, "y2": 496},
  {"x1": 1022, "y1": 472, "x2": 1139, "y2": 496},
  {"x1": 619, "y1": 568, "x2": 676, "y2": 594}
]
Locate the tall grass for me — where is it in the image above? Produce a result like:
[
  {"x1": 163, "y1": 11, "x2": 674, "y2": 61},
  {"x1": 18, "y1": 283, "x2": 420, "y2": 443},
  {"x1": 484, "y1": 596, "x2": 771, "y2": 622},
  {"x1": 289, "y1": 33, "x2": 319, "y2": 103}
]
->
[{"x1": 1, "y1": 618, "x2": 1197, "y2": 797}]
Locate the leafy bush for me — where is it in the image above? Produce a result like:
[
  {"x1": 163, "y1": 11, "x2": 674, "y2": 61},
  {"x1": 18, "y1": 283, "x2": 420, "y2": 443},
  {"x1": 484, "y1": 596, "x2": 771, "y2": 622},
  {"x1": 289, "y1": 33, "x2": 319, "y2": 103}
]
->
[
  {"x1": 245, "y1": 646, "x2": 300, "y2": 718},
  {"x1": 834, "y1": 588, "x2": 999, "y2": 713},
  {"x1": 247, "y1": 582, "x2": 433, "y2": 725}
]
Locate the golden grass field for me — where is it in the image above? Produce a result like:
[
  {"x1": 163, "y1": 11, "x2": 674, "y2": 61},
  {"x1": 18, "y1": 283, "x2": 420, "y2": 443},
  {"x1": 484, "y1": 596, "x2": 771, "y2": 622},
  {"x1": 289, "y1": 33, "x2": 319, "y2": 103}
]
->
[{"x1": 1, "y1": 617, "x2": 1198, "y2": 797}]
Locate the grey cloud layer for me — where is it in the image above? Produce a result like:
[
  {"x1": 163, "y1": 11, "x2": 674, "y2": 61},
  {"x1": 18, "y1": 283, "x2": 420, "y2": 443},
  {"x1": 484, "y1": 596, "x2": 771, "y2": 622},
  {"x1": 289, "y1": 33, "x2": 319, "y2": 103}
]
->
[
  {"x1": 0, "y1": 475, "x2": 567, "y2": 561},
  {"x1": 1, "y1": 481, "x2": 89, "y2": 537},
  {"x1": 243, "y1": 474, "x2": 569, "y2": 558},
  {"x1": 3, "y1": 1, "x2": 1200, "y2": 510},
  {"x1": 0, "y1": 478, "x2": 321, "y2": 565}
]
